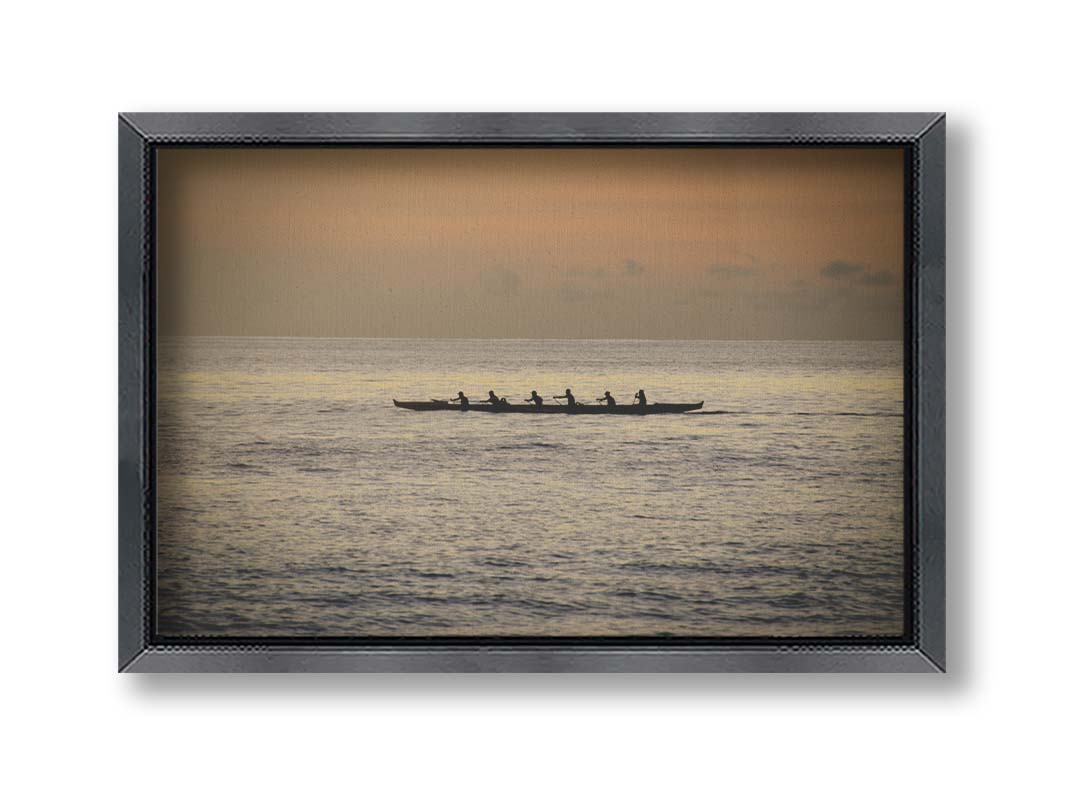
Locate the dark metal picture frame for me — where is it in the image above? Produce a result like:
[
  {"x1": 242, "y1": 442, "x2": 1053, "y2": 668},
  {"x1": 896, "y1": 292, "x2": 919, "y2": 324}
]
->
[{"x1": 119, "y1": 112, "x2": 945, "y2": 672}]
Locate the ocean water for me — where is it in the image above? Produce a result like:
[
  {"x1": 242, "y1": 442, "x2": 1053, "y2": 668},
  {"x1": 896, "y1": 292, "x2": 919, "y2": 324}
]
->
[{"x1": 156, "y1": 337, "x2": 905, "y2": 638}]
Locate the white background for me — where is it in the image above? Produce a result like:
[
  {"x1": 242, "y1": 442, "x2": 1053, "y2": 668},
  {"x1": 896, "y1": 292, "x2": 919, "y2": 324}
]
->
[{"x1": 2, "y1": 1, "x2": 1064, "y2": 797}]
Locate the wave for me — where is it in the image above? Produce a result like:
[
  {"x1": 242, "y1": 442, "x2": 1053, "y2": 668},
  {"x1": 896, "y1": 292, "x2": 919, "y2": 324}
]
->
[{"x1": 496, "y1": 441, "x2": 562, "y2": 450}]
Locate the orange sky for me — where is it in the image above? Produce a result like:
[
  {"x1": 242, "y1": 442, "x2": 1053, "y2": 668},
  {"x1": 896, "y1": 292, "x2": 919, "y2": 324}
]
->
[{"x1": 157, "y1": 147, "x2": 904, "y2": 339}]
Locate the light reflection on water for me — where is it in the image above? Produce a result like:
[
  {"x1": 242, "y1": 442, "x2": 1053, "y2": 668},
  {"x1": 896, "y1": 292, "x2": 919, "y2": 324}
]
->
[{"x1": 156, "y1": 337, "x2": 904, "y2": 637}]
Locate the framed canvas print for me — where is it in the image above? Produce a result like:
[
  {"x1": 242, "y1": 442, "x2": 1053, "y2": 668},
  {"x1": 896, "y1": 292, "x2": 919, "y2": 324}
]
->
[{"x1": 119, "y1": 113, "x2": 945, "y2": 672}]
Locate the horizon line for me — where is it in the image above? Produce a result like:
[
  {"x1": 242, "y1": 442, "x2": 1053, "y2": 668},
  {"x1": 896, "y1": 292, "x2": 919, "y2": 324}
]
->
[{"x1": 158, "y1": 335, "x2": 903, "y2": 344}]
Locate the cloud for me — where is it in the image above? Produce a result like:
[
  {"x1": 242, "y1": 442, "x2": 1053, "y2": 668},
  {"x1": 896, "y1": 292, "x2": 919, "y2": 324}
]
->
[
  {"x1": 706, "y1": 264, "x2": 756, "y2": 278},
  {"x1": 480, "y1": 268, "x2": 522, "y2": 297},
  {"x1": 858, "y1": 269, "x2": 894, "y2": 286},
  {"x1": 558, "y1": 283, "x2": 615, "y2": 302},
  {"x1": 821, "y1": 260, "x2": 898, "y2": 288},
  {"x1": 623, "y1": 259, "x2": 644, "y2": 276},
  {"x1": 570, "y1": 266, "x2": 607, "y2": 279},
  {"x1": 821, "y1": 260, "x2": 866, "y2": 280}
]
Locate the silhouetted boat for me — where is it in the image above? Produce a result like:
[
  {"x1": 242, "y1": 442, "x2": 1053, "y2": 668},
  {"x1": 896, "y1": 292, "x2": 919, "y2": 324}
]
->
[{"x1": 393, "y1": 400, "x2": 704, "y2": 414}]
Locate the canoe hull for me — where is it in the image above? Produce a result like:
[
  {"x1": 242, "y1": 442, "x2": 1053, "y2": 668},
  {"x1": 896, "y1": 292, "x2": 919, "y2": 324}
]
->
[{"x1": 393, "y1": 400, "x2": 703, "y2": 414}]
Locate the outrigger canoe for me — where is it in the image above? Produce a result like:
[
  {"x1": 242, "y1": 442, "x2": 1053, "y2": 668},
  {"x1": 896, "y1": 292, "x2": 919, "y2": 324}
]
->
[{"x1": 393, "y1": 399, "x2": 703, "y2": 414}]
